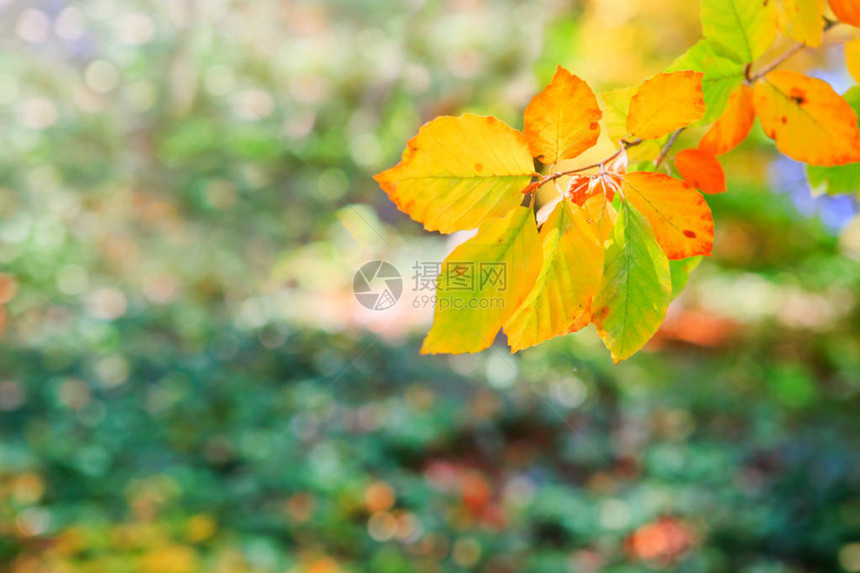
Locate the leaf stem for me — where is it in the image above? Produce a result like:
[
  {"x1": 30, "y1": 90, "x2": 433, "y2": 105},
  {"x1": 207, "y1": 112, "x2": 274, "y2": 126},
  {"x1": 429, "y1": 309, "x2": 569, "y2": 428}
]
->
[
  {"x1": 748, "y1": 19, "x2": 839, "y2": 82},
  {"x1": 524, "y1": 139, "x2": 640, "y2": 195}
]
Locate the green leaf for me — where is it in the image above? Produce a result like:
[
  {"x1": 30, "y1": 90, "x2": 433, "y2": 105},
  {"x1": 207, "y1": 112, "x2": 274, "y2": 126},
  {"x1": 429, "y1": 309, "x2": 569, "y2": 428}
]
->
[
  {"x1": 669, "y1": 256, "x2": 702, "y2": 300},
  {"x1": 592, "y1": 203, "x2": 671, "y2": 363},
  {"x1": 421, "y1": 206, "x2": 542, "y2": 354},
  {"x1": 667, "y1": 40, "x2": 747, "y2": 123},
  {"x1": 806, "y1": 86, "x2": 860, "y2": 196},
  {"x1": 701, "y1": 0, "x2": 776, "y2": 64},
  {"x1": 504, "y1": 200, "x2": 603, "y2": 352}
]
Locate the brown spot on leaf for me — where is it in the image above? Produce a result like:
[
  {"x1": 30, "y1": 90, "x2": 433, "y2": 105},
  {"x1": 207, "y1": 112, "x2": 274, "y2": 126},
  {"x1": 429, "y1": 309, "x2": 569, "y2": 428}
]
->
[
  {"x1": 789, "y1": 88, "x2": 806, "y2": 105},
  {"x1": 781, "y1": 116, "x2": 787, "y2": 124},
  {"x1": 683, "y1": 230, "x2": 696, "y2": 238},
  {"x1": 589, "y1": 122, "x2": 599, "y2": 130},
  {"x1": 474, "y1": 163, "x2": 483, "y2": 173}
]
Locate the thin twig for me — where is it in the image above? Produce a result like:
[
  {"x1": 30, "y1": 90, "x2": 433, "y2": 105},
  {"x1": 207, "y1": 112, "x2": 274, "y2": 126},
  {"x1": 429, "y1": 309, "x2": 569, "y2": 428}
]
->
[
  {"x1": 748, "y1": 18, "x2": 839, "y2": 82},
  {"x1": 655, "y1": 128, "x2": 683, "y2": 169},
  {"x1": 523, "y1": 141, "x2": 637, "y2": 195}
]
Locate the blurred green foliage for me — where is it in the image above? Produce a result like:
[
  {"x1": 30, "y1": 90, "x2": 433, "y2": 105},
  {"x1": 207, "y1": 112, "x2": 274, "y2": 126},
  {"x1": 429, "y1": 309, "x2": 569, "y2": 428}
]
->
[{"x1": 0, "y1": 1, "x2": 858, "y2": 572}]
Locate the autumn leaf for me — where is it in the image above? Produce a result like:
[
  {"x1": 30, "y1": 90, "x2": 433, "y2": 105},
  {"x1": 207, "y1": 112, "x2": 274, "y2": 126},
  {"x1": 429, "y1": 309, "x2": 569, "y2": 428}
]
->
[
  {"x1": 421, "y1": 206, "x2": 541, "y2": 354},
  {"x1": 699, "y1": 84, "x2": 756, "y2": 155},
  {"x1": 674, "y1": 148, "x2": 727, "y2": 194},
  {"x1": 806, "y1": 86, "x2": 860, "y2": 195},
  {"x1": 621, "y1": 171, "x2": 714, "y2": 259},
  {"x1": 753, "y1": 71, "x2": 860, "y2": 166},
  {"x1": 667, "y1": 40, "x2": 747, "y2": 123},
  {"x1": 524, "y1": 66, "x2": 602, "y2": 165},
  {"x1": 670, "y1": 257, "x2": 703, "y2": 301},
  {"x1": 567, "y1": 172, "x2": 620, "y2": 206},
  {"x1": 600, "y1": 87, "x2": 663, "y2": 160},
  {"x1": 374, "y1": 114, "x2": 535, "y2": 234},
  {"x1": 582, "y1": 192, "x2": 618, "y2": 243},
  {"x1": 504, "y1": 201, "x2": 603, "y2": 352},
  {"x1": 846, "y1": 37, "x2": 860, "y2": 83},
  {"x1": 829, "y1": 0, "x2": 860, "y2": 27},
  {"x1": 771, "y1": 0, "x2": 824, "y2": 47},
  {"x1": 701, "y1": 0, "x2": 777, "y2": 63},
  {"x1": 626, "y1": 71, "x2": 706, "y2": 140},
  {"x1": 591, "y1": 204, "x2": 672, "y2": 363}
]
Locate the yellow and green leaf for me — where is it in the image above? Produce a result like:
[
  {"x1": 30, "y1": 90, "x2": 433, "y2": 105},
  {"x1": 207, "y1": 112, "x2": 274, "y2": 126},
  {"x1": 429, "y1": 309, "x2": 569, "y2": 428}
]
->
[
  {"x1": 667, "y1": 39, "x2": 747, "y2": 123},
  {"x1": 504, "y1": 201, "x2": 603, "y2": 352},
  {"x1": 599, "y1": 87, "x2": 662, "y2": 160},
  {"x1": 592, "y1": 204, "x2": 672, "y2": 363},
  {"x1": 670, "y1": 257, "x2": 703, "y2": 301},
  {"x1": 701, "y1": 0, "x2": 777, "y2": 64},
  {"x1": 421, "y1": 206, "x2": 542, "y2": 354}
]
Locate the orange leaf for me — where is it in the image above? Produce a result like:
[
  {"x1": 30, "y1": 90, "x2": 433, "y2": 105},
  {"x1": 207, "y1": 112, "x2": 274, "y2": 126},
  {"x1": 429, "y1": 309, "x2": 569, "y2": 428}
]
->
[
  {"x1": 674, "y1": 148, "x2": 727, "y2": 194},
  {"x1": 621, "y1": 172, "x2": 714, "y2": 260},
  {"x1": 566, "y1": 172, "x2": 620, "y2": 206},
  {"x1": 524, "y1": 66, "x2": 602, "y2": 164},
  {"x1": 699, "y1": 85, "x2": 755, "y2": 156},
  {"x1": 374, "y1": 114, "x2": 535, "y2": 233},
  {"x1": 753, "y1": 71, "x2": 860, "y2": 166},
  {"x1": 626, "y1": 71, "x2": 706, "y2": 140},
  {"x1": 846, "y1": 37, "x2": 860, "y2": 83},
  {"x1": 829, "y1": 0, "x2": 860, "y2": 26}
]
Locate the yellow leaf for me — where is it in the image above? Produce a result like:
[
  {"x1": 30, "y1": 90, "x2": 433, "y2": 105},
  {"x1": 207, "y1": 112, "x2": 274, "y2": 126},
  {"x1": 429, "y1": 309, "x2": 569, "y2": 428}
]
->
[
  {"x1": 699, "y1": 85, "x2": 756, "y2": 156},
  {"x1": 524, "y1": 66, "x2": 602, "y2": 165},
  {"x1": 622, "y1": 171, "x2": 714, "y2": 260},
  {"x1": 846, "y1": 37, "x2": 860, "y2": 83},
  {"x1": 504, "y1": 201, "x2": 603, "y2": 352},
  {"x1": 753, "y1": 71, "x2": 860, "y2": 166},
  {"x1": 771, "y1": 0, "x2": 825, "y2": 46},
  {"x1": 829, "y1": 0, "x2": 860, "y2": 26},
  {"x1": 674, "y1": 148, "x2": 727, "y2": 194},
  {"x1": 626, "y1": 71, "x2": 706, "y2": 140},
  {"x1": 582, "y1": 193, "x2": 618, "y2": 243},
  {"x1": 374, "y1": 114, "x2": 534, "y2": 234},
  {"x1": 421, "y1": 206, "x2": 541, "y2": 354}
]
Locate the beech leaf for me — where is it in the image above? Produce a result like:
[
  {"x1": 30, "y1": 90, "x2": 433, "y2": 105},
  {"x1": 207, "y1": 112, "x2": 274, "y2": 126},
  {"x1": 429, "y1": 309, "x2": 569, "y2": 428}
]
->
[
  {"x1": 622, "y1": 171, "x2": 715, "y2": 260},
  {"x1": 374, "y1": 114, "x2": 535, "y2": 234},
  {"x1": 421, "y1": 206, "x2": 542, "y2": 354},
  {"x1": 753, "y1": 71, "x2": 860, "y2": 166},
  {"x1": 626, "y1": 71, "x2": 705, "y2": 140},
  {"x1": 524, "y1": 66, "x2": 602, "y2": 165},
  {"x1": 592, "y1": 204, "x2": 672, "y2": 363}
]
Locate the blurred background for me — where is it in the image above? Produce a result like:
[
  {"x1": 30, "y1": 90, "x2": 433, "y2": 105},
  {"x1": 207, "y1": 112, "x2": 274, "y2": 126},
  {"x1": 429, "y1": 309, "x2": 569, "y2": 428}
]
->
[{"x1": 0, "y1": 0, "x2": 859, "y2": 572}]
